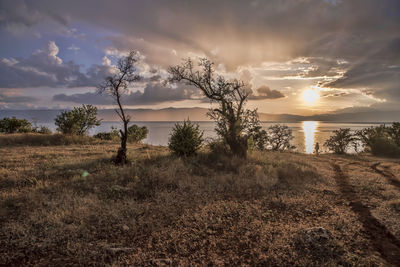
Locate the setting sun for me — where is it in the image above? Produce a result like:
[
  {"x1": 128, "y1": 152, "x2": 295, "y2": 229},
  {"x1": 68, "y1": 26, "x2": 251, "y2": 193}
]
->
[{"x1": 303, "y1": 89, "x2": 320, "y2": 105}]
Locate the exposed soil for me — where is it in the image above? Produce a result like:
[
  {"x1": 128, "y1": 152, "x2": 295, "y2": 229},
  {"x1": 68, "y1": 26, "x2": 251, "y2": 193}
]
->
[{"x1": 371, "y1": 162, "x2": 400, "y2": 190}]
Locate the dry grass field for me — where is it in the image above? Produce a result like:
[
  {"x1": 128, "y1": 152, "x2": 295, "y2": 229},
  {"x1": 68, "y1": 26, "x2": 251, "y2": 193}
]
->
[{"x1": 1, "y1": 134, "x2": 400, "y2": 266}]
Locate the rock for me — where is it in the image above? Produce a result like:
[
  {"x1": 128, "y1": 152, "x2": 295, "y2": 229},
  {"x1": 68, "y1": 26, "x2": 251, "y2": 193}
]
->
[
  {"x1": 303, "y1": 208, "x2": 313, "y2": 215},
  {"x1": 150, "y1": 258, "x2": 171, "y2": 266},
  {"x1": 295, "y1": 227, "x2": 341, "y2": 261},
  {"x1": 302, "y1": 227, "x2": 332, "y2": 244},
  {"x1": 122, "y1": 225, "x2": 130, "y2": 231},
  {"x1": 106, "y1": 247, "x2": 134, "y2": 254},
  {"x1": 322, "y1": 189, "x2": 336, "y2": 195}
]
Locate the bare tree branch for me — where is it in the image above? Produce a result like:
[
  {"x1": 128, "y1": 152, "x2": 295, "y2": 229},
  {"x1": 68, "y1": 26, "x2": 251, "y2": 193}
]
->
[{"x1": 97, "y1": 51, "x2": 141, "y2": 164}]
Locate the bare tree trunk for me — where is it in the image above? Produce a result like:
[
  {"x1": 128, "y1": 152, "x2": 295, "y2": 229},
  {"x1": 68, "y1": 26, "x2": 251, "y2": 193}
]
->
[
  {"x1": 114, "y1": 93, "x2": 129, "y2": 165},
  {"x1": 227, "y1": 136, "x2": 247, "y2": 158},
  {"x1": 115, "y1": 121, "x2": 128, "y2": 164}
]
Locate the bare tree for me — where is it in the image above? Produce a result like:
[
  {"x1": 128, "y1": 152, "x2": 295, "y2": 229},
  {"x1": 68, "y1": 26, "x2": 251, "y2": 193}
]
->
[
  {"x1": 98, "y1": 51, "x2": 140, "y2": 164},
  {"x1": 169, "y1": 58, "x2": 257, "y2": 158}
]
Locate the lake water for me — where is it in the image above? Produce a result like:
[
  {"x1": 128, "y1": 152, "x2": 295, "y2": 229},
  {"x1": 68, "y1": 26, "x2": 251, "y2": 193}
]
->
[{"x1": 39, "y1": 121, "x2": 383, "y2": 154}]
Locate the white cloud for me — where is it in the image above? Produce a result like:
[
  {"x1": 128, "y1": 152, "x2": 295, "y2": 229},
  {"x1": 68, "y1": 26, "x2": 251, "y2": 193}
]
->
[{"x1": 67, "y1": 44, "x2": 80, "y2": 51}]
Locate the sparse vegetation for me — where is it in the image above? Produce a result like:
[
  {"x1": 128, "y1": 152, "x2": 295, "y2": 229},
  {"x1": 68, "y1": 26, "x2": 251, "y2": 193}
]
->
[
  {"x1": 1, "y1": 140, "x2": 399, "y2": 266},
  {"x1": 0, "y1": 133, "x2": 99, "y2": 146},
  {"x1": 54, "y1": 104, "x2": 101, "y2": 135},
  {"x1": 168, "y1": 119, "x2": 203, "y2": 157}
]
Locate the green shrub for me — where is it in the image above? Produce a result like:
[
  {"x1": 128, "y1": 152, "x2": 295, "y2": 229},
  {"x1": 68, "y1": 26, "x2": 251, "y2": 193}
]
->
[
  {"x1": 324, "y1": 128, "x2": 356, "y2": 154},
  {"x1": 55, "y1": 104, "x2": 101, "y2": 135},
  {"x1": 36, "y1": 126, "x2": 52, "y2": 134},
  {"x1": 127, "y1": 125, "x2": 148, "y2": 143},
  {"x1": 0, "y1": 117, "x2": 32, "y2": 133},
  {"x1": 168, "y1": 120, "x2": 203, "y2": 157},
  {"x1": 93, "y1": 127, "x2": 120, "y2": 141}
]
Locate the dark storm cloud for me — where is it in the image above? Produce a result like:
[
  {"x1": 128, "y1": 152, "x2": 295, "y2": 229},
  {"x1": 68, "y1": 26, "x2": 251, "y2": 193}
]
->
[
  {"x1": 2, "y1": 0, "x2": 399, "y2": 63},
  {"x1": 53, "y1": 82, "x2": 201, "y2": 105},
  {"x1": 1, "y1": 0, "x2": 399, "y2": 108},
  {"x1": 324, "y1": 38, "x2": 400, "y2": 100},
  {"x1": 0, "y1": 0, "x2": 67, "y2": 32},
  {"x1": 249, "y1": 85, "x2": 285, "y2": 100}
]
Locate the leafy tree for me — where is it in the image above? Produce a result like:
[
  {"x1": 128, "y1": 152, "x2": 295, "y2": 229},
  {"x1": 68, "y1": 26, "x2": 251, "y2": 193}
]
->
[
  {"x1": 98, "y1": 51, "x2": 141, "y2": 164},
  {"x1": 356, "y1": 124, "x2": 400, "y2": 157},
  {"x1": 324, "y1": 128, "x2": 356, "y2": 154},
  {"x1": 169, "y1": 119, "x2": 204, "y2": 157},
  {"x1": 267, "y1": 124, "x2": 295, "y2": 151},
  {"x1": 246, "y1": 110, "x2": 269, "y2": 150},
  {"x1": 356, "y1": 125, "x2": 386, "y2": 151},
  {"x1": 169, "y1": 58, "x2": 260, "y2": 158},
  {"x1": 55, "y1": 104, "x2": 101, "y2": 135},
  {"x1": 0, "y1": 117, "x2": 32, "y2": 133},
  {"x1": 127, "y1": 125, "x2": 149, "y2": 143}
]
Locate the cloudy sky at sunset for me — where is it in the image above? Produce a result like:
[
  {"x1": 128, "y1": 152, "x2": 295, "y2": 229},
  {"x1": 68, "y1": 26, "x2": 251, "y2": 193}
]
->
[{"x1": 0, "y1": 0, "x2": 399, "y2": 116}]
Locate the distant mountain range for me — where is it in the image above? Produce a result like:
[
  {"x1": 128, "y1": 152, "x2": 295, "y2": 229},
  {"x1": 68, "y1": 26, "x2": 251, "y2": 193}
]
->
[{"x1": 1, "y1": 107, "x2": 399, "y2": 123}]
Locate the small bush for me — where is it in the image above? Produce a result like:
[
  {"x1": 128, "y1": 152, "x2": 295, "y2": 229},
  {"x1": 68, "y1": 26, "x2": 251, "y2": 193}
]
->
[
  {"x1": 127, "y1": 125, "x2": 148, "y2": 143},
  {"x1": 369, "y1": 136, "x2": 400, "y2": 157},
  {"x1": 36, "y1": 126, "x2": 52, "y2": 134},
  {"x1": 0, "y1": 117, "x2": 32, "y2": 133},
  {"x1": 168, "y1": 120, "x2": 203, "y2": 157},
  {"x1": 93, "y1": 127, "x2": 120, "y2": 141},
  {"x1": 324, "y1": 128, "x2": 356, "y2": 154}
]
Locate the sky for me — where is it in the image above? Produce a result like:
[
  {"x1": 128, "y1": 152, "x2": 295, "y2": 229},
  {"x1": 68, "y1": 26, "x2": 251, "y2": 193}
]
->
[{"x1": 0, "y1": 0, "x2": 399, "y2": 116}]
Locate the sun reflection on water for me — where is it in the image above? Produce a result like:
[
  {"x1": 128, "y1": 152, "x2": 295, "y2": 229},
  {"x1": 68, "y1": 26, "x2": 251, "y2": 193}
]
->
[{"x1": 302, "y1": 121, "x2": 319, "y2": 154}]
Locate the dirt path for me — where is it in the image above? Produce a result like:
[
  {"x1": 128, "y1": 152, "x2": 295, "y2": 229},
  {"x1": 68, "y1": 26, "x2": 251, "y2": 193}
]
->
[
  {"x1": 331, "y1": 162, "x2": 400, "y2": 266},
  {"x1": 333, "y1": 157, "x2": 400, "y2": 190},
  {"x1": 371, "y1": 163, "x2": 400, "y2": 190}
]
